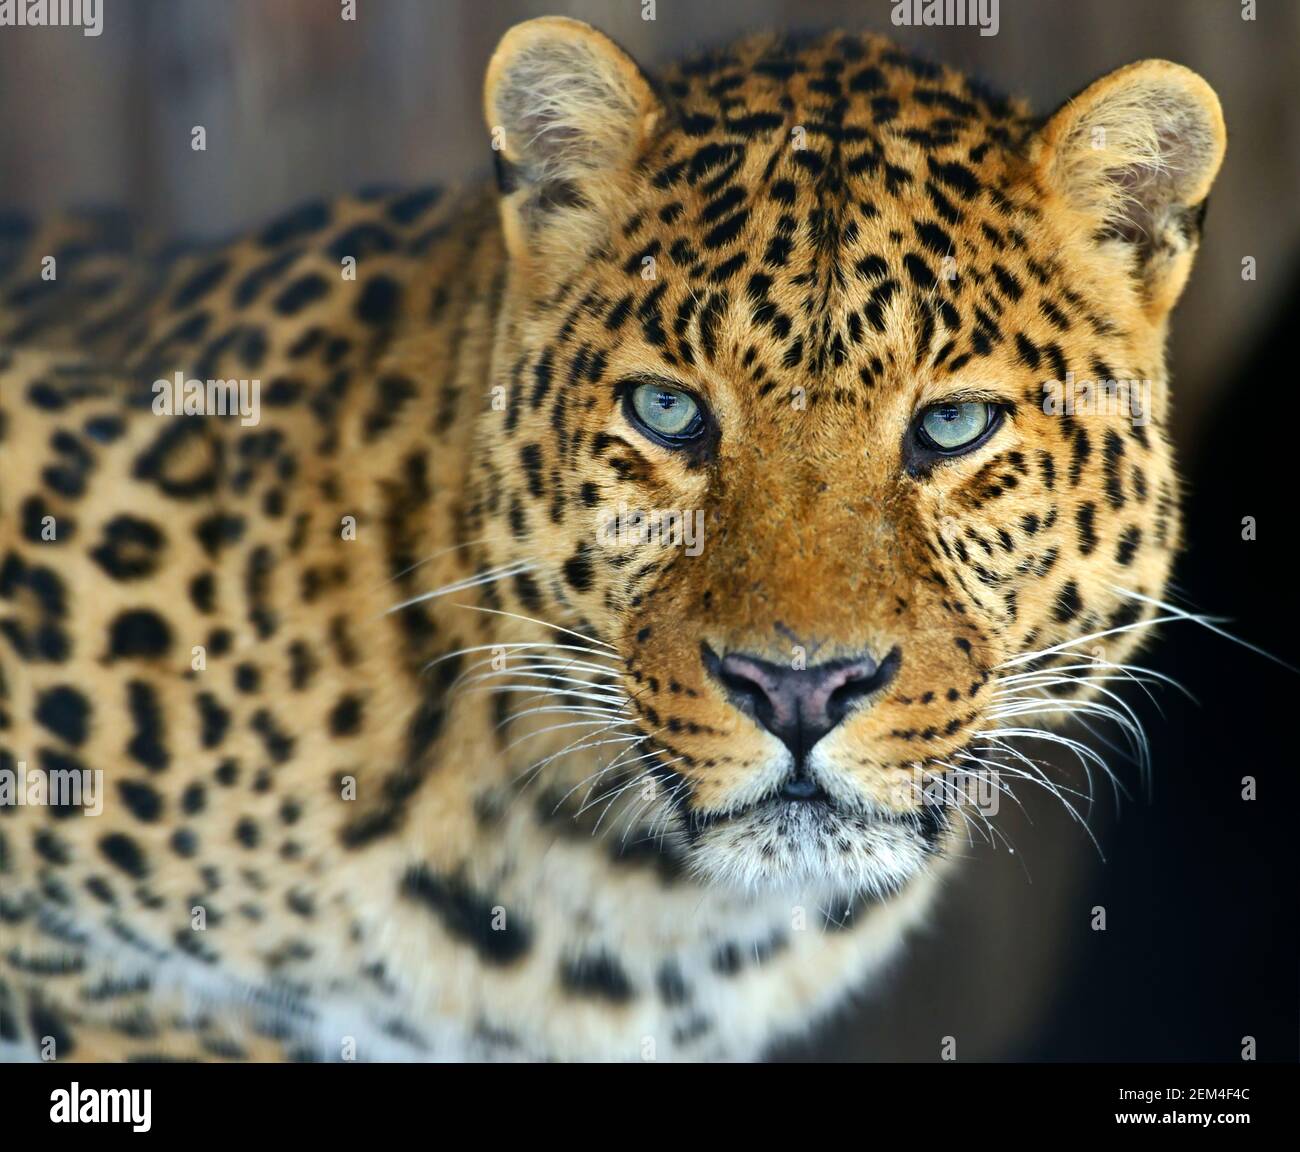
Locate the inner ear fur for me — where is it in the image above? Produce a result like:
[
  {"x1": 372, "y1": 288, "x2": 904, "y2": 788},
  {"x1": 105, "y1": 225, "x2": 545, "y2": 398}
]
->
[
  {"x1": 484, "y1": 16, "x2": 663, "y2": 266},
  {"x1": 1028, "y1": 59, "x2": 1226, "y2": 318}
]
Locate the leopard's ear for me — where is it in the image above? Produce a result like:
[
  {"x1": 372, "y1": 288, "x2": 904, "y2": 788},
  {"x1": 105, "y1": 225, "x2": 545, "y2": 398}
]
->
[
  {"x1": 484, "y1": 16, "x2": 662, "y2": 266},
  {"x1": 1027, "y1": 60, "x2": 1225, "y2": 320}
]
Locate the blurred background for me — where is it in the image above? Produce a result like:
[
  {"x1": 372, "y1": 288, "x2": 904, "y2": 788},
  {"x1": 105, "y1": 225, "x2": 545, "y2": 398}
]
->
[{"x1": 2, "y1": 0, "x2": 1296, "y2": 1061}]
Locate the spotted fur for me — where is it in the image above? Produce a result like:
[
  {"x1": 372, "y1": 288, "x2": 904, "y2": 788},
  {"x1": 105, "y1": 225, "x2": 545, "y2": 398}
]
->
[{"x1": 0, "y1": 20, "x2": 1224, "y2": 1061}]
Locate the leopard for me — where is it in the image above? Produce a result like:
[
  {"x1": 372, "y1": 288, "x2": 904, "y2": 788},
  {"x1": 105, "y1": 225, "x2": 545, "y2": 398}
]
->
[{"x1": 0, "y1": 17, "x2": 1225, "y2": 1062}]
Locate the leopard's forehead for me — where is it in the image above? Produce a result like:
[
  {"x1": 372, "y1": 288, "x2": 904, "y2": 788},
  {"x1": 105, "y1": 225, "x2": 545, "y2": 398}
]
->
[
  {"x1": 566, "y1": 31, "x2": 1105, "y2": 403},
  {"x1": 656, "y1": 30, "x2": 1027, "y2": 139}
]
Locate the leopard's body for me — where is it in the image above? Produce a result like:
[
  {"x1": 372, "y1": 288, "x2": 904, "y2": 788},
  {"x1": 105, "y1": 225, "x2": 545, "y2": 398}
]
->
[{"x1": 0, "y1": 21, "x2": 1223, "y2": 1061}]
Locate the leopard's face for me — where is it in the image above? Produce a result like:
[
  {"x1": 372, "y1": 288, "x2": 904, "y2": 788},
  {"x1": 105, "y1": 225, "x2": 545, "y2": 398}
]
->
[{"x1": 480, "y1": 21, "x2": 1223, "y2": 894}]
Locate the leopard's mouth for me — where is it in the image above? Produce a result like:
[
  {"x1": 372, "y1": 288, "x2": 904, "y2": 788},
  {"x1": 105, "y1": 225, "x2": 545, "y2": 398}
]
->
[
  {"x1": 678, "y1": 783, "x2": 947, "y2": 894},
  {"x1": 687, "y1": 785, "x2": 944, "y2": 840}
]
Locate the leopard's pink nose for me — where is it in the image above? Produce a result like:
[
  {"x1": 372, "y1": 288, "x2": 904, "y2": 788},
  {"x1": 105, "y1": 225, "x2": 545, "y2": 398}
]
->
[{"x1": 704, "y1": 644, "x2": 901, "y2": 767}]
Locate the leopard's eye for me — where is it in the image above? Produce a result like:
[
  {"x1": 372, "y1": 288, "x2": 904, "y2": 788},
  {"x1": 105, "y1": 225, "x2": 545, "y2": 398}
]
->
[
  {"x1": 627, "y1": 382, "x2": 705, "y2": 446},
  {"x1": 916, "y1": 401, "x2": 995, "y2": 453}
]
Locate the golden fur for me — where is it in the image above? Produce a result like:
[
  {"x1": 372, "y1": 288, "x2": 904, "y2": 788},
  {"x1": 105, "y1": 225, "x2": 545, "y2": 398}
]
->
[{"x1": 0, "y1": 19, "x2": 1223, "y2": 1061}]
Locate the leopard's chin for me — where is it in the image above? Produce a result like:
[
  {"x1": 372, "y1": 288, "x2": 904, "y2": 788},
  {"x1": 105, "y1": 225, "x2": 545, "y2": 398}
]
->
[{"x1": 681, "y1": 794, "x2": 943, "y2": 898}]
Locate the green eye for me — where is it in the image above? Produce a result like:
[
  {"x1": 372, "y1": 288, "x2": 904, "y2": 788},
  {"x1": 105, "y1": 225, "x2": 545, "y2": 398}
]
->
[
  {"x1": 918, "y1": 401, "x2": 995, "y2": 453},
  {"x1": 628, "y1": 382, "x2": 704, "y2": 444}
]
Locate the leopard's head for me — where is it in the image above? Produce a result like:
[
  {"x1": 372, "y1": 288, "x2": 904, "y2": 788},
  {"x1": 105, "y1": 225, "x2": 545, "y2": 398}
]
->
[{"x1": 475, "y1": 18, "x2": 1224, "y2": 895}]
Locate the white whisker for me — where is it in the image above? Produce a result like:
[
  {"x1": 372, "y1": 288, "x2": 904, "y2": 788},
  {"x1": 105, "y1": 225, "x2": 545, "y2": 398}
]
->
[
  {"x1": 455, "y1": 603, "x2": 617, "y2": 651},
  {"x1": 495, "y1": 703, "x2": 626, "y2": 730},
  {"x1": 382, "y1": 561, "x2": 535, "y2": 617},
  {"x1": 1108, "y1": 585, "x2": 1298, "y2": 673},
  {"x1": 425, "y1": 640, "x2": 621, "y2": 673},
  {"x1": 372, "y1": 537, "x2": 491, "y2": 590}
]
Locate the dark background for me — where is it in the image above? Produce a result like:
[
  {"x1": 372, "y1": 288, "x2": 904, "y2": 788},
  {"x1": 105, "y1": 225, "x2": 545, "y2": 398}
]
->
[
  {"x1": 1018, "y1": 270, "x2": 1300, "y2": 1063},
  {"x1": 2, "y1": 0, "x2": 1296, "y2": 1061}
]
